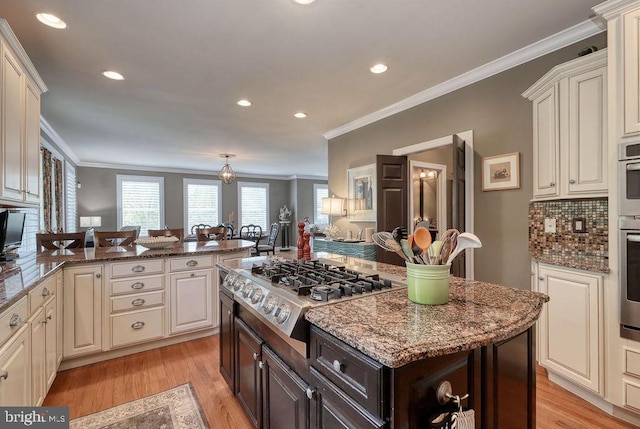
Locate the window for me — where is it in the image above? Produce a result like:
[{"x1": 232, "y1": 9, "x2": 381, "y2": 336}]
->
[
  {"x1": 183, "y1": 178, "x2": 221, "y2": 234},
  {"x1": 40, "y1": 145, "x2": 65, "y2": 232},
  {"x1": 238, "y1": 182, "x2": 269, "y2": 230},
  {"x1": 314, "y1": 184, "x2": 328, "y2": 225},
  {"x1": 117, "y1": 175, "x2": 164, "y2": 236},
  {"x1": 65, "y1": 161, "x2": 77, "y2": 232}
]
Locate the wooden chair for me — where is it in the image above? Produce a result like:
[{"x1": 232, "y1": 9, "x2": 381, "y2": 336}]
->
[
  {"x1": 196, "y1": 226, "x2": 227, "y2": 242},
  {"x1": 240, "y1": 224, "x2": 262, "y2": 255},
  {"x1": 148, "y1": 228, "x2": 184, "y2": 242},
  {"x1": 36, "y1": 232, "x2": 86, "y2": 252},
  {"x1": 257, "y1": 223, "x2": 280, "y2": 256},
  {"x1": 190, "y1": 223, "x2": 211, "y2": 235},
  {"x1": 94, "y1": 230, "x2": 138, "y2": 247}
]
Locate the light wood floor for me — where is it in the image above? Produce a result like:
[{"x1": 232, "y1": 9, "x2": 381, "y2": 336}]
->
[{"x1": 44, "y1": 335, "x2": 637, "y2": 428}]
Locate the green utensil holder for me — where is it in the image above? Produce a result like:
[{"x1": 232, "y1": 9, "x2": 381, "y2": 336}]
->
[{"x1": 405, "y1": 262, "x2": 451, "y2": 305}]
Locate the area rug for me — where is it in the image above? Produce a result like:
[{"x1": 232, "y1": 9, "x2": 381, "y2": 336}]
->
[{"x1": 70, "y1": 383, "x2": 210, "y2": 429}]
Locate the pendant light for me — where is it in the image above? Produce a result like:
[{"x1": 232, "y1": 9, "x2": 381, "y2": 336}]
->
[{"x1": 218, "y1": 154, "x2": 236, "y2": 185}]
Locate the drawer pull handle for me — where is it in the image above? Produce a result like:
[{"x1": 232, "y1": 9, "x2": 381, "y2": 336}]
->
[
  {"x1": 132, "y1": 298, "x2": 146, "y2": 307},
  {"x1": 253, "y1": 352, "x2": 259, "y2": 361},
  {"x1": 190, "y1": 273, "x2": 195, "y2": 277},
  {"x1": 306, "y1": 387, "x2": 316, "y2": 400},
  {"x1": 131, "y1": 282, "x2": 145, "y2": 290},
  {"x1": 96, "y1": 274, "x2": 102, "y2": 279},
  {"x1": 569, "y1": 179, "x2": 576, "y2": 184},
  {"x1": 42, "y1": 287, "x2": 51, "y2": 297},
  {"x1": 186, "y1": 260, "x2": 198, "y2": 267},
  {"x1": 132, "y1": 265, "x2": 146, "y2": 273},
  {"x1": 0, "y1": 370, "x2": 7, "y2": 380},
  {"x1": 9, "y1": 314, "x2": 22, "y2": 327},
  {"x1": 131, "y1": 321, "x2": 145, "y2": 329},
  {"x1": 332, "y1": 360, "x2": 344, "y2": 373}
]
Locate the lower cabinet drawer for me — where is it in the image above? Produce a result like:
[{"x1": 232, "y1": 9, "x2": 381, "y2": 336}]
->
[
  {"x1": 169, "y1": 255, "x2": 213, "y2": 272},
  {"x1": 110, "y1": 259, "x2": 164, "y2": 278},
  {"x1": 111, "y1": 274, "x2": 164, "y2": 295},
  {"x1": 0, "y1": 297, "x2": 28, "y2": 347},
  {"x1": 110, "y1": 308, "x2": 164, "y2": 348},
  {"x1": 111, "y1": 291, "x2": 164, "y2": 313},
  {"x1": 624, "y1": 379, "x2": 640, "y2": 411}
]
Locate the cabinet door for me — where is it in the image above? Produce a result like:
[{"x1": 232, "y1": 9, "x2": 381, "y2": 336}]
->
[
  {"x1": 538, "y1": 265, "x2": 602, "y2": 393},
  {"x1": 262, "y1": 346, "x2": 308, "y2": 429},
  {"x1": 30, "y1": 307, "x2": 45, "y2": 406},
  {"x1": 23, "y1": 80, "x2": 40, "y2": 204},
  {"x1": 169, "y1": 269, "x2": 214, "y2": 334},
  {"x1": 309, "y1": 367, "x2": 384, "y2": 429},
  {"x1": 532, "y1": 84, "x2": 560, "y2": 198},
  {"x1": 219, "y1": 293, "x2": 235, "y2": 390},
  {"x1": 0, "y1": 325, "x2": 30, "y2": 406},
  {"x1": 567, "y1": 66, "x2": 607, "y2": 194},
  {"x1": 64, "y1": 265, "x2": 103, "y2": 357},
  {"x1": 235, "y1": 318, "x2": 263, "y2": 429},
  {"x1": 0, "y1": 44, "x2": 25, "y2": 202},
  {"x1": 623, "y1": 7, "x2": 640, "y2": 136},
  {"x1": 55, "y1": 271, "x2": 63, "y2": 365},
  {"x1": 45, "y1": 297, "x2": 57, "y2": 390}
]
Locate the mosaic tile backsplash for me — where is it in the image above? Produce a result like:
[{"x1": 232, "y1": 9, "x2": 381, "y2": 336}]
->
[{"x1": 529, "y1": 198, "x2": 609, "y2": 273}]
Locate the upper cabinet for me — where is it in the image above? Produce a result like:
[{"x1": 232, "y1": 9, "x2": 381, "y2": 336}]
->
[
  {"x1": 0, "y1": 20, "x2": 47, "y2": 207},
  {"x1": 523, "y1": 50, "x2": 607, "y2": 200}
]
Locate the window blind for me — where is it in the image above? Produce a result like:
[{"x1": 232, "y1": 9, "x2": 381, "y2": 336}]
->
[
  {"x1": 65, "y1": 162, "x2": 77, "y2": 232},
  {"x1": 238, "y1": 182, "x2": 269, "y2": 230},
  {"x1": 314, "y1": 184, "x2": 328, "y2": 224},
  {"x1": 184, "y1": 179, "x2": 221, "y2": 233},
  {"x1": 117, "y1": 175, "x2": 164, "y2": 236}
]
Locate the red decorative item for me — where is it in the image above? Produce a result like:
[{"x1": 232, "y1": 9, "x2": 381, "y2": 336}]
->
[
  {"x1": 297, "y1": 221, "x2": 306, "y2": 259},
  {"x1": 303, "y1": 231, "x2": 311, "y2": 260}
]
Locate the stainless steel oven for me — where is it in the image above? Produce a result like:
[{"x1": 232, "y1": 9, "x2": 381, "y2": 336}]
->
[
  {"x1": 619, "y1": 142, "x2": 640, "y2": 216},
  {"x1": 620, "y1": 217, "x2": 640, "y2": 340}
]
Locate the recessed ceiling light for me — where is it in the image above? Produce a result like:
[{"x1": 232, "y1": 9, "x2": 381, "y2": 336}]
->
[
  {"x1": 293, "y1": 0, "x2": 316, "y2": 4},
  {"x1": 294, "y1": 112, "x2": 307, "y2": 119},
  {"x1": 102, "y1": 70, "x2": 125, "y2": 81},
  {"x1": 370, "y1": 63, "x2": 388, "y2": 74},
  {"x1": 36, "y1": 13, "x2": 67, "y2": 29},
  {"x1": 237, "y1": 99, "x2": 252, "y2": 107}
]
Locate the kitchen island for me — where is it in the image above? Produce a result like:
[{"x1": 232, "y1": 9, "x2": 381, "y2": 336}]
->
[{"x1": 217, "y1": 254, "x2": 548, "y2": 429}]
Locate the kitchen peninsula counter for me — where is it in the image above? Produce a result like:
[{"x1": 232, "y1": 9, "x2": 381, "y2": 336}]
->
[{"x1": 0, "y1": 239, "x2": 255, "y2": 312}]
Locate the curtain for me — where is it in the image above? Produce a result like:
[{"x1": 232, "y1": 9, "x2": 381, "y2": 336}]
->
[
  {"x1": 41, "y1": 147, "x2": 52, "y2": 232},
  {"x1": 54, "y1": 158, "x2": 63, "y2": 232}
]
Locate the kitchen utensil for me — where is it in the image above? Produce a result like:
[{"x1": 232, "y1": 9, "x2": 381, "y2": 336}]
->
[
  {"x1": 392, "y1": 226, "x2": 408, "y2": 244},
  {"x1": 438, "y1": 229, "x2": 459, "y2": 266},
  {"x1": 408, "y1": 234, "x2": 423, "y2": 256},
  {"x1": 446, "y1": 232, "x2": 482, "y2": 265},
  {"x1": 400, "y1": 239, "x2": 414, "y2": 261},
  {"x1": 413, "y1": 227, "x2": 432, "y2": 255},
  {"x1": 428, "y1": 240, "x2": 443, "y2": 265},
  {"x1": 372, "y1": 232, "x2": 410, "y2": 261}
]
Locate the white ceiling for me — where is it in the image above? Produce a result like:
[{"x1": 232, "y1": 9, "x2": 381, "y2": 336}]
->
[{"x1": 0, "y1": 0, "x2": 603, "y2": 179}]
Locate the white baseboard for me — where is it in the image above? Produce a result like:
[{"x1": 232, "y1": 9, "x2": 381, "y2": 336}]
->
[{"x1": 547, "y1": 372, "x2": 614, "y2": 414}]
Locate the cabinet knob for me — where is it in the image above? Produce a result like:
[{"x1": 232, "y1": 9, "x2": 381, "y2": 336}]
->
[
  {"x1": 332, "y1": 360, "x2": 345, "y2": 373},
  {"x1": 131, "y1": 321, "x2": 145, "y2": 329},
  {"x1": 253, "y1": 352, "x2": 259, "y2": 361},
  {"x1": 186, "y1": 260, "x2": 198, "y2": 267},
  {"x1": 0, "y1": 370, "x2": 7, "y2": 380},
  {"x1": 42, "y1": 287, "x2": 51, "y2": 297},
  {"x1": 190, "y1": 273, "x2": 195, "y2": 277},
  {"x1": 96, "y1": 274, "x2": 102, "y2": 278},
  {"x1": 539, "y1": 276, "x2": 544, "y2": 281},
  {"x1": 549, "y1": 182, "x2": 556, "y2": 187},
  {"x1": 9, "y1": 314, "x2": 22, "y2": 327},
  {"x1": 227, "y1": 310, "x2": 231, "y2": 316},
  {"x1": 258, "y1": 361, "x2": 264, "y2": 369},
  {"x1": 569, "y1": 179, "x2": 576, "y2": 184},
  {"x1": 305, "y1": 387, "x2": 316, "y2": 400},
  {"x1": 132, "y1": 298, "x2": 146, "y2": 307}
]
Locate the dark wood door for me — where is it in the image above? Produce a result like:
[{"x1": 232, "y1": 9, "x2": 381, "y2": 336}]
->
[
  {"x1": 235, "y1": 317, "x2": 264, "y2": 429},
  {"x1": 376, "y1": 154, "x2": 408, "y2": 266},
  {"x1": 451, "y1": 135, "x2": 466, "y2": 277},
  {"x1": 261, "y1": 346, "x2": 309, "y2": 429},
  {"x1": 309, "y1": 367, "x2": 385, "y2": 429},
  {"x1": 219, "y1": 292, "x2": 235, "y2": 391}
]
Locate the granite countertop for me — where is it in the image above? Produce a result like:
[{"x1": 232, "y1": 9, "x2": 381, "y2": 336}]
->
[
  {"x1": 532, "y1": 253, "x2": 610, "y2": 274},
  {"x1": 0, "y1": 240, "x2": 255, "y2": 313},
  {"x1": 305, "y1": 270, "x2": 549, "y2": 368}
]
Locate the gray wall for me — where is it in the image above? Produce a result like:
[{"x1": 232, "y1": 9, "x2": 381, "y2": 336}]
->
[
  {"x1": 77, "y1": 166, "x2": 326, "y2": 233},
  {"x1": 328, "y1": 33, "x2": 607, "y2": 289}
]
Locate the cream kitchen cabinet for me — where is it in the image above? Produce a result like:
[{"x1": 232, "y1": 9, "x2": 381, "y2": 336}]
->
[
  {"x1": 169, "y1": 255, "x2": 215, "y2": 335},
  {"x1": 0, "y1": 20, "x2": 46, "y2": 206},
  {"x1": 537, "y1": 264, "x2": 603, "y2": 393},
  {"x1": 64, "y1": 265, "x2": 104, "y2": 358},
  {"x1": 523, "y1": 49, "x2": 607, "y2": 199},
  {"x1": 29, "y1": 306, "x2": 45, "y2": 406},
  {"x1": 55, "y1": 271, "x2": 63, "y2": 366},
  {"x1": 0, "y1": 324, "x2": 30, "y2": 406}
]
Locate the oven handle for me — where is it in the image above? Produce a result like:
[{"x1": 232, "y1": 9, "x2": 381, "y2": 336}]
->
[
  {"x1": 627, "y1": 164, "x2": 640, "y2": 171},
  {"x1": 627, "y1": 235, "x2": 640, "y2": 243}
]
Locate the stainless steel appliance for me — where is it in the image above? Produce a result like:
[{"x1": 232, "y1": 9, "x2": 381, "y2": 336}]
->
[
  {"x1": 619, "y1": 142, "x2": 640, "y2": 216},
  {"x1": 219, "y1": 256, "x2": 406, "y2": 356},
  {"x1": 620, "y1": 217, "x2": 640, "y2": 340}
]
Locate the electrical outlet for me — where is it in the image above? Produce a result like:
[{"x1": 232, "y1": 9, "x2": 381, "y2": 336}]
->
[
  {"x1": 544, "y1": 218, "x2": 556, "y2": 233},
  {"x1": 573, "y1": 217, "x2": 587, "y2": 233}
]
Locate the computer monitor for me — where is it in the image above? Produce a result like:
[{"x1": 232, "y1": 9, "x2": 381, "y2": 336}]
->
[{"x1": 0, "y1": 211, "x2": 26, "y2": 259}]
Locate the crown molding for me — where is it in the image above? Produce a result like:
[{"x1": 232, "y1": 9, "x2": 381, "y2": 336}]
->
[
  {"x1": 323, "y1": 18, "x2": 604, "y2": 140},
  {"x1": 0, "y1": 19, "x2": 47, "y2": 93},
  {"x1": 40, "y1": 116, "x2": 80, "y2": 164},
  {"x1": 593, "y1": 0, "x2": 639, "y2": 20}
]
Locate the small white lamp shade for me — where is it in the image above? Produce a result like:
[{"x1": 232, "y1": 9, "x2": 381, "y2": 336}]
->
[{"x1": 321, "y1": 197, "x2": 345, "y2": 216}]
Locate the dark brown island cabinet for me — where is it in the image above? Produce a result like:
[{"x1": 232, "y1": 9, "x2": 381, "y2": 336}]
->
[{"x1": 219, "y1": 288, "x2": 536, "y2": 429}]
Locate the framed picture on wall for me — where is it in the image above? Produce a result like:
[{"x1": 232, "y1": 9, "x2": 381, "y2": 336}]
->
[
  {"x1": 482, "y1": 152, "x2": 520, "y2": 191},
  {"x1": 347, "y1": 163, "x2": 376, "y2": 222}
]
